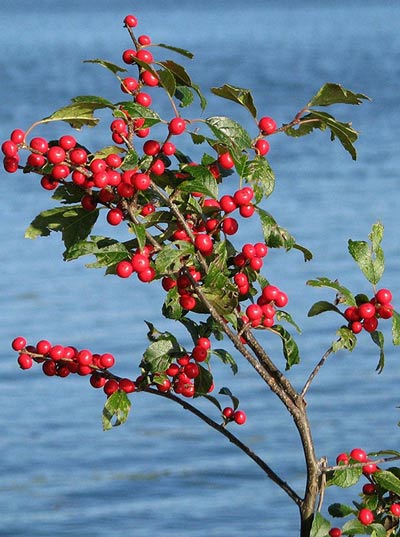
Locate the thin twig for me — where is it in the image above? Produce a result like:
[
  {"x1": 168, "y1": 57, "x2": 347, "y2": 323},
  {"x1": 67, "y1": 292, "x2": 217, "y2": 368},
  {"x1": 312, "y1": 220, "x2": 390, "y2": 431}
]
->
[{"x1": 300, "y1": 346, "x2": 333, "y2": 398}]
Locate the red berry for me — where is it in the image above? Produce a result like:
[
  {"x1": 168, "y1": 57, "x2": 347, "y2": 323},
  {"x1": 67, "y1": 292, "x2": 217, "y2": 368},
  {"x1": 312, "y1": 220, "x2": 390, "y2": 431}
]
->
[
  {"x1": 255, "y1": 242, "x2": 268, "y2": 258},
  {"x1": 375, "y1": 288, "x2": 392, "y2": 305},
  {"x1": 69, "y1": 147, "x2": 88, "y2": 165},
  {"x1": 219, "y1": 195, "x2": 237, "y2": 213},
  {"x1": 246, "y1": 304, "x2": 263, "y2": 321},
  {"x1": 107, "y1": 208, "x2": 124, "y2": 226},
  {"x1": 143, "y1": 140, "x2": 161, "y2": 156},
  {"x1": 336, "y1": 453, "x2": 349, "y2": 465},
  {"x1": 262, "y1": 285, "x2": 280, "y2": 302},
  {"x1": 162, "y1": 276, "x2": 176, "y2": 291},
  {"x1": 239, "y1": 204, "x2": 255, "y2": 218},
  {"x1": 12, "y1": 336, "x2": 27, "y2": 351},
  {"x1": 358, "y1": 302, "x2": 376, "y2": 319},
  {"x1": 358, "y1": 508, "x2": 374, "y2": 525},
  {"x1": 124, "y1": 14, "x2": 138, "y2": 27},
  {"x1": 116, "y1": 260, "x2": 134, "y2": 278},
  {"x1": 184, "y1": 362, "x2": 200, "y2": 379},
  {"x1": 157, "y1": 378, "x2": 172, "y2": 393},
  {"x1": 1, "y1": 140, "x2": 18, "y2": 157},
  {"x1": 119, "y1": 378, "x2": 136, "y2": 393},
  {"x1": 350, "y1": 448, "x2": 367, "y2": 463},
  {"x1": 274, "y1": 291, "x2": 288, "y2": 308},
  {"x1": 30, "y1": 137, "x2": 48, "y2": 153},
  {"x1": 36, "y1": 340, "x2": 52, "y2": 355},
  {"x1": 222, "y1": 407, "x2": 234, "y2": 419},
  {"x1": 344, "y1": 306, "x2": 361, "y2": 322},
  {"x1": 242, "y1": 243, "x2": 256, "y2": 259},
  {"x1": 350, "y1": 321, "x2": 363, "y2": 334},
  {"x1": 180, "y1": 294, "x2": 196, "y2": 310},
  {"x1": 258, "y1": 116, "x2": 277, "y2": 135},
  {"x1": 362, "y1": 462, "x2": 378, "y2": 474},
  {"x1": 135, "y1": 92, "x2": 152, "y2": 107},
  {"x1": 121, "y1": 77, "x2": 139, "y2": 94},
  {"x1": 77, "y1": 349, "x2": 93, "y2": 366},
  {"x1": 131, "y1": 253, "x2": 150, "y2": 272},
  {"x1": 168, "y1": 118, "x2": 186, "y2": 135},
  {"x1": 138, "y1": 35, "x2": 151, "y2": 46},
  {"x1": 42, "y1": 360, "x2": 57, "y2": 376},
  {"x1": 100, "y1": 353, "x2": 115, "y2": 369},
  {"x1": 47, "y1": 146, "x2": 66, "y2": 164},
  {"x1": 90, "y1": 373, "x2": 106, "y2": 389},
  {"x1": 233, "y1": 410, "x2": 247, "y2": 425},
  {"x1": 197, "y1": 337, "x2": 211, "y2": 350},
  {"x1": 103, "y1": 379, "x2": 119, "y2": 396},
  {"x1": 162, "y1": 142, "x2": 176, "y2": 155},
  {"x1": 132, "y1": 172, "x2": 151, "y2": 190},
  {"x1": 194, "y1": 234, "x2": 213, "y2": 256},
  {"x1": 221, "y1": 217, "x2": 239, "y2": 235},
  {"x1": 390, "y1": 503, "x2": 400, "y2": 516},
  {"x1": 122, "y1": 49, "x2": 136, "y2": 64},
  {"x1": 150, "y1": 159, "x2": 165, "y2": 176},
  {"x1": 329, "y1": 529, "x2": 342, "y2": 537},
  {"x1": 362, "y1": 483, "x2": 376, "y2": 495},
  {"x1": 378, "y1": 304, "x2": 393, "y2": 319},
  {"x1": 363, "y1": 316, "x2": 378, "y2": 333},
  {"x1": 137, "y1": 267, "x2": 156, "y2": 282},
  {"x1": 10, "y1": 129, "x2": 25, "y2": 144},
  {"x1": 51, "y1": 163, "x2": 70, "y2": 180},
  {"x1": 218, "y1": 152, "x2": 234, "y2": 169},
  {"x1": 136, "y1": 49, "x2": 153, "y2": 63},
  {"x1": 254, "y1": 138, "x2": 270, "y2": 156},
  {"x1": 3, "y1": 156, "x2": 19, "y2": 173},
  {"x1": 17, "y1": 353, "x2": 33, "y2": 370},
  {"x1": 141, "y1": 70, "x2": 159, "y2": 87},
  {"x1": 192, "y1": 345, "x2": 208, "y2": 362}
]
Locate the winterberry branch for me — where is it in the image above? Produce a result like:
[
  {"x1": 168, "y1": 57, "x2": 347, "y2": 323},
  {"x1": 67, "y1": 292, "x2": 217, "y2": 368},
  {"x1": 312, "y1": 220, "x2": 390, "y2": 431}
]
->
[{"x1": 300, "y1": 346, "x2": 334, "y2": 398}]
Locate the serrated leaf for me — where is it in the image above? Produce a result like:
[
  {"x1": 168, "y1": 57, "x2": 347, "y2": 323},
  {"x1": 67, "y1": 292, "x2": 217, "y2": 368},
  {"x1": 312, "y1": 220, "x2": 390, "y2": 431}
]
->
[
  {"x1": 162, "y1": 287, "x2": 183, "y2": 320},
  {"x1": 307, "y1": 110, "x2": 360, "y2": 160},
  {"x1": 374, "y1": 470, "x2": 400, "y2": 495},
  {"x1": 211, "y1": 84, "x2": 257, "y2": 118},
  {"x1": 370, "y1": 330, "x2": 385, "y2": 372},
  {"x1": 206, "y1": 116, "x2": 252, "y2": 151},
  {"x1": 194, "y1": 365, "x2": 213, "y2": 395},
  {"x1": 158, "y1": 67, "x2": 176, "y2": 97},
  {"x1": 348, "y1": 230, "x2": 384, "y2": 286},
  {"x1": 130, "y1": 222, "x2": 147, "y2": 252},
  {"x1": 271, "y1": 325, "x2": 300, "y2": 369},
  {"x1": 178, "y1": 164, "x2": 218, "y2": 199},
  {"x1": 71, "y1": 95, "x2": 115, "y2": 107},
  {"x1": 84, "y1": 58, "x2": 127, "y2": 74},
  {"x1": 369, "y1": 524, "x2": 387, "y2": 537},
  {"x1": 308, "y1": 83, "x2": 370, "y2": 107},
  {"x1": 175, "y1": 85, "x2": 195, "y2": 108},
  {"x1": 116, "y1": 102, "x2": 162, "y2": 126},
  {"x1": 392, "y1": 310, "x2": 400, "y2": 346},
  {"x1": 143, "y1": 334, "x2": 183, "y2": 374},
  {"x1": 155, "y1": 241, "x2": 194, "y2": 273},
  {"x1": 306, "y1": 277, "x2": 356, "y2": 306},
  {"x1": 219, "y1": 387, "x2": 239, "y2": 410},
  {"x1": 201, "y1": 286, "x2": 238, "y2": 317},
  {"x1": 102, "y1": 390, "x2": 131, "y2": 431},
  {"x1": 332, "y1": 327, "x2": 357, "y2": 353},
  {"x1": 341, "y1": 518, "x2": 371, "y2": 535},
  {"x1": 43, "y1": 101, "x2": 108, "y2": 129},
  {"x1": 156, "y1": 43, "x2": 194, "y2": 59},
  {"x1": 310, "y1": 512, "x2": 330, "y2": 537},
  {"x1": 327, "y1": 465, "x2": 362, "y2": 488},
  {"x1": 121, "y1": 149, "x2": 139, "y2": 170},
  {"x1": 64, "y1": 235, "x2": 130, "y2": 268},
  {"x1": 308, "y1": 300, "x2": 343, "y2": 317},
  {"x1": 25, "y1": 206, "x2": 99, "y2": 251},
  {"x1": 328, "y1": 503, "x2": 355, "y2": 518},
  {"x1": 160, "y1": 60, "x2": 192, "y2": 86},
  {"x1": 52, "y1": 183, "x2": 86, "y2": 204},
  {"x1": 212, "y1": 349, "x2": 238, "y2": 375},
  {"x1": 258, "y1": 208, "x2": 296, "y2": 250},
  {"x1": 244, "y1": 156, "x2": 275, "y2": 202}
]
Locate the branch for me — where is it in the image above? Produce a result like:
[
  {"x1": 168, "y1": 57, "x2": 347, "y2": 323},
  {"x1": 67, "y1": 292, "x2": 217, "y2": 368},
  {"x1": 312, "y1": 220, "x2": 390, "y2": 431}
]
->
[
  {"x1": 145, "y1": 386, "x2": 302, "y2": 507},
  {"x1": 301, "y1": 346, "x2": 334, "y2": 398}
]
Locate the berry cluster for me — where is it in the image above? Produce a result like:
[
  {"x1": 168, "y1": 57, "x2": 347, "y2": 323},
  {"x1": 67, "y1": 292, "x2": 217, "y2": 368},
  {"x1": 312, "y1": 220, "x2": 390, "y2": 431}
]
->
[
  {"x1": 116, "y1": 246, "x2": 156, "y2": 282},
  {"x1": 244, "y1": 284, "x2": 288, "y2": 328},
  {"x1": 330, "y1": 448, "x2": 400, "y2": 532},
  {"x1": 344, "y1": 288, "x2": 393, "y2": 334},
  {"x1": 222, "y1": 406, "x2": 247, "y2": 425}
]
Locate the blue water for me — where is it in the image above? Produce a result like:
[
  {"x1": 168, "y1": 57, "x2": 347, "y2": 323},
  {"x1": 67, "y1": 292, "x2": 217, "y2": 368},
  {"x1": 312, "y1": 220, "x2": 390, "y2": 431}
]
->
[{"x1": 1, "y1": 1, "x2": 400, "y2": 536}]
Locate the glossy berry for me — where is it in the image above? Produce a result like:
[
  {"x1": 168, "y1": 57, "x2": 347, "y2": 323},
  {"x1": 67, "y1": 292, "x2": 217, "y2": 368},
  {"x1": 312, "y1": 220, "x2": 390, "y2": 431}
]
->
[
  {"x1": 124, "y1": 14, "x2": 138, "y2": 27},
  {"x1": 132, "y1": 172, "x2": 151, "y2": 190},
  {"x1": 135, "y1": 92, "x2": 152, "y2": 107},
  {"x1": 336, "y1": 453, "x2": 349, "y2": 465},
  {"x1": 116, "y1": 260, "x2": 134, "y2": 278},
  {"x1": 375, "y1": 288, "x2": 393, "y2": 305},
  {"x1": 141, "y1": 70, "x2": 159, "y2": 87},
  {"x1": 122, "y1": 49, "x2": 136, "y2": 64},
  {"x1": 10, "y1": 129, "x2": 25, "y2": 144},
  {"x1": 137, "y1": 267, "x2": 156, "y2": 282},
  {"x1": 17, "y1": 353, "x2": 33, "y2": 370},
  {"x1": 222, "y1": 407, "x2": 234, "y2": 419},
  {"x1": 136, "y1": 49, "x2": 153, "y2": 63},
  {"x1": 329, "y1": 529, "x2": 342, "y2": 537},
  {"x1": 363, "y1": 316, "x2": 378, "y2": 332},
  {"x1": 358, "y1": 508, "x2": 374, "y2": 525},
  {"x1": 358, "y1": 302, "x2": 376, "y2": 319},
  {"x1": 162, "y1": 141, "x2": 176, "y2": 155},
  {"x1": 107, "y1": 208, "x2": 124, "y2": 226},
  {"x1": 362, "y1": 483, "x2": 376, "y2": 495},
  {"x1": 233, "y1": 410, "x2": 247, "y2": 425},
  {"x1": 194, "y1": 234, "x2": 213, "y2": 256},
  {"x1": 197, "y1": 337, "x2": 211, "y2": 350},
  {"x1": 350, "y1": 448, "x2": 367, "y2": 463},
  {"x1": 350, "y1": 321, "x2": 363, "y2": 334},
  {"x1": 221, "y1": 217, "x2": 239, "y2": 235},
  {"x1": 218, "y1": 152, "x2": 234, "y2": 169},
  {"x1": 254, "y1": 138, "x2": 270, "y2": 156},
  {"x1": 390, "y1": 503, "x2": 400, "y2": 516},
  {"x1": 258, "y1": 116, "x2": 277, "y2": 135},
  {"x1": 121, "y1": 77, "x2": 139, "y2": 94},
  {"x1": 12, "y1": 336, "x2": 27, "y2": 351},
  {"x1": 179, "y1": 294, "x2": 196, "y2": 310},
  {"x1": 192, "y1": 345, "x2": 208, "y2": 362},
  {"x1": 103, "y1": 379, "x2": 119, "y2": 396},
  {"x1": 168, "y1": 117, "x2": 186, "y2": 136}
]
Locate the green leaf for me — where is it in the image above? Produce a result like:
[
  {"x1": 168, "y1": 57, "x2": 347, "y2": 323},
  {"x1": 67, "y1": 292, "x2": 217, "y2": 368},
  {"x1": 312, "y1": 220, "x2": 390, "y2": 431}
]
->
[
  {"x1": 64, "y1": 235, "x2": 130, "y2": 268},
  {"x1": 121, "y1": 149, "x2": 139, "y2": 170},
  {"x1": 175, "y1": 85, "x2": 195, "y2": 108},
  {"x1": 308, "y1": 110, "x2": 360, "y2": 160},
  {"x1": 258, "y1": 208, "x2": 296, "y2": 250},
  {"x1": 348, "y1": 222, "x2": 384, "y2": 285},
  {"x1": 219, "y1": 387, "x2": 239, "y2": 410},
  {"x1": 130, "y1": 222, "x2": 147, "y2": 252},
  {"x1": 332, "y1": 327, "x2": 358, "y2": 353},
  {"x1": 25, "y1": 206, "x2": 100, "y2": 251},
  {"x1": 310, "y1": 512, "x2": 331, "y2": 537},
  {"x1": 327, "y1": 465, "x2": 363, "y2": 488},
  {"x1": 244, "y1": 156, "x2": 275, "y2": 202},
  {"x1": 142, "y1": 333, "x2": 184, "y2": 374},
  {"x1": 368, "y1": 524, "x2": 387, "y2": 537},
  {"x1": 272, "y1": 325, "x2": 300, "y2": 369},
  {"x1": 116, "y1": 102, "x2": 162, "y2": 126},
  {"x1": 293, "y1": 243, "x2": 313, "y2": 262},
  {"x1": 102, "y1": 390, "x2": 131, "y2": 430},
  {"x1": 341, "y1": 518, "x2": 372, "y2": 535},
  {"x1": 328, "y1": 503, "x2": 355, "y2": 518},
  {"x1": 92, "y1": 145, "x2": 125, "y2": 160},
  {"x1": 159, "y1": 60, "x2": 192, "y2": 86},
  {"x1": 308, "y1": 83, "x2": 370, "y2": 107},
  {"x1": 211, "y1": 84, "x2": 257, "y2": 118},
  {"x1": 368, "y1": 449, "x2": 400, "y2": 458},
  {"x1": 162, "y1": 287, "x2": 183, "y2": 320},
  {"x1": 374, "y1": 469, "x2": 400, "y2": 495},
  {"x1": 202, "y1": 394, "x2": 222, "y2": 412},
  {"x1": 201, "y1": 286, "x2": 238, "y2": 317},
  {"x1": 154, "y1": 241, "x2": 194, "y2": 274},
  {"x1": 192, "y1": 83, "x2": 208, "y2": 111},
  {"x1": 84, "y1": 58, "x2": 127, "y2": 74},
  {"x1": 370, "y1": 330, "x2": 385, "y2": 373},
  {"x1": 178, "y1": 164, "x2": 219, "y2": 199},
  {"x1": 308, "y1": 301, "x2": 343, "y2": 317},
  {"x1": 306, "y1": 277, "x2": 356, "y2": 306},
  {"x1": 206, "y1": 116, "x2": 252, "y2": 151},
  {"x1": 156, "y1": 43, "x2": 194, "y2": 59},
  {"x1": 52, "y1": 183, "x2": 86, "y2": 204},
  {"x1": 212, "y1": 349, "x2": 238, "y2": 374},
  {"x1": 42, "y1": 99, "x2": 112, "y2": 129},
  {"x1": 392, "y1": 310, "x2": 400, "y2": 346},
  {"x1": 158, "y1": 67, "x2": 176, "y2": 97},
  {"x1": 275, "y1": 311, "x2": 302, "y2": 334},
  {"x1": 71, "y1": 95, "x2": 115, "y2": 107},
  {"x1": 194, "y1": 364, "x2": 213, "y2": 395}
]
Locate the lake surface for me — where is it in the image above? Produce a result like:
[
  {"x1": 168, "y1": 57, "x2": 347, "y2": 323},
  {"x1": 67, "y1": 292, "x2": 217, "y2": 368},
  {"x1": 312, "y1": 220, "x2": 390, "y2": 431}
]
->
[{"x1": 1, "y1": 1, "x2": 399, "y2": 535}]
